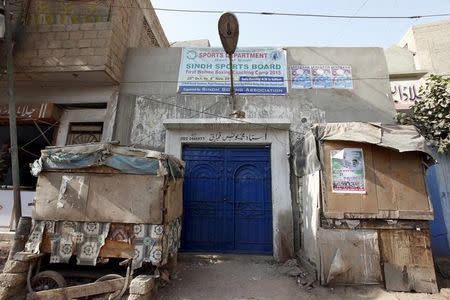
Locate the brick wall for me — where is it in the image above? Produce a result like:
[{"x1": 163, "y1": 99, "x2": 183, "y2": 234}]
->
[
  {"x1": 26, "y1": 0, "x2": 111, "y2": 25},
  {"x1": 10, "y1": 0, "x2": 166, "y2": 82},
  {"x1": 15, "y1": 22, "x2": 112, "y2": 74},
  {"x1": 107, "y1": 0, "x2": 160, "y2": 81}
]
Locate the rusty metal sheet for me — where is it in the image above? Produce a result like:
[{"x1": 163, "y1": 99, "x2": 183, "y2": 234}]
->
[{"x1": 318, "y1": 228, "x2": 382, "y2": 285}]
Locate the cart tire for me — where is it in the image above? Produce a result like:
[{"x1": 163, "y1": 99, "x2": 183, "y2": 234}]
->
[{"x1": 31, "y1": 270, "x2": 67, "y2": 292}]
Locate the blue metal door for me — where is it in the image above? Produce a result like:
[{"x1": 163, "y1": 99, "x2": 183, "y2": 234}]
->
[
  {"x1": 427, "y1": 165, "x2": 450, "y2": 257},
  {"x1": 181, "y1": 146, "x2": 272, "y2": 254}
]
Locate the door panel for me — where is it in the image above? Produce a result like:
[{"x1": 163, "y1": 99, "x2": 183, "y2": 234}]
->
[{"x1": 182, "y1": 146, "x2": 272, "y2": 254}]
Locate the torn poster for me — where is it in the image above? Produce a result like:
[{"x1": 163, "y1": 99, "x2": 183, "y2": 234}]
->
[{"x1": 331, "y1": 148, "x2": 366, "y2": 193}]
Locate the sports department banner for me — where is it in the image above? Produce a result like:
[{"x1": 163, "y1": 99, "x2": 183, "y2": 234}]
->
[{"x1": 177, "y1": 48, "x2": 288, "y2": 95}]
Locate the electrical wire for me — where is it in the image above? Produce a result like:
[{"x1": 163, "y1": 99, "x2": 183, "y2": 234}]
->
[
  {"x1": 151, "y1": 7, "x2": 450, "y2": 20},
  {"x1": 25, "y1": 1, "x2": 450, "y2": 20}
]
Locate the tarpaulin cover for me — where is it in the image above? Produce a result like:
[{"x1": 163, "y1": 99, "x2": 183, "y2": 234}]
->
[
  {"x1": 294, "y1": 122, "x2": 432, "y2": 177},
  {"x1": 30, "y1": 143, "x2": 184, "y2": 177}
]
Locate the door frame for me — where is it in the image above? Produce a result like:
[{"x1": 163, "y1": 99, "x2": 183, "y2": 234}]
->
[{"x1": 163, "y1": 118, "x2": 293, "y2": 261}]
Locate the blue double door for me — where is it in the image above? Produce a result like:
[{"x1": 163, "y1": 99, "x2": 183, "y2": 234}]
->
[{"x1": 181, "y1": 146, "x2": 273, "y2": 254}]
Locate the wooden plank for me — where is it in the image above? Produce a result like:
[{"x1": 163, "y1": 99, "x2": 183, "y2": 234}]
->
[
  {"x1": 321, "y1": 219, "x2": 429, "y2": 230},
  {"x1": 27, "y1": 278, "x2": 125, "y2": 300},
  {"x1": 40, "y1": 233, "x2": 134, "y2": 259},
  {"x1": 372, "y1": 146, "x2": 396, "y2": 210},
  {"x1": 379, "y1": 229, "x2": 438, "y2": 293},
  {"x1": 392, "y1": 152, "x2": 430, "y2": 212},
  {"x1": 163, "y1": 178, "x2": 183, "y2": 223}
]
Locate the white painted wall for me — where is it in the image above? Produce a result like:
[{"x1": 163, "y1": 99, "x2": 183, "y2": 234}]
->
[
  {"x1": 164, "y1": 118, "x2": 294, "y2": 261},
  {"x1": 0, "y1": 190, "x2": 34, "y2": 228}
]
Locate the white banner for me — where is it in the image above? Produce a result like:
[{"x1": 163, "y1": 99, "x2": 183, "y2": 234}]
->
[{"x1": 177, "y1": 48, "x2": 288, "y2": 95}]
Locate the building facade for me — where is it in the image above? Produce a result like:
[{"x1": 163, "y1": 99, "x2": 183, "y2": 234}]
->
[
  {"x1": 113, "y1": 46, "x2": 396, "y2": 261},
  {"x1": 0, "y1": 0, "x2": 168, "y2": 229},
  {"x1": 385, "y1": 19, "x2": 450, "y2": 258}
]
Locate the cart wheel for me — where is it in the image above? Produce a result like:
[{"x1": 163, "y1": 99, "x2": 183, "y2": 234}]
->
[{"x1": 31, "y1": 270, "x2": 67, "y2": 292}]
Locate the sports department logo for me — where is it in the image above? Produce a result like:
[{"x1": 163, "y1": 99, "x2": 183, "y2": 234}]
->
[
  {"x1": 186, "y1": 50, "x2": 197, "y2": 59},
  {"x1": 270, "y1": 50, "x2": 281, "y2": 61}
]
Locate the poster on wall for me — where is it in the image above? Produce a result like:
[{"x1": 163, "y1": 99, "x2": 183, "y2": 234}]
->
[
  {"x1": 331, "y1": 65, "x2": 353, "y2": 89},
  {"x1": 290, "y1": 65, "x2": 312, "y2": 89},
  {"x1": 291, "y1": 65, "x2": 353, "y2": 89},
  {"x1": 312, "y1": 65, "x2": 333, "y2": 88},
  {"x1": 331, "y1": 148, "x2": 366, "y2": 193},
  {"x1": 177, "y1": 48, "x2": 288, "y2": 95}
]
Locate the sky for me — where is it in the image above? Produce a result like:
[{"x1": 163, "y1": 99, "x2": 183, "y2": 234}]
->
[{"x1": 151, "y1": 0, "x2": 450, "y2": 48}]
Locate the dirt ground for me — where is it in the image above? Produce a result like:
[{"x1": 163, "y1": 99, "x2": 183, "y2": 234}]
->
[
  {"x1": 156, "y1": 254, "x2": 449, "y2": 300},
  {"x1": 0, "y1": 240, "x2": 11, "y2": 272}
]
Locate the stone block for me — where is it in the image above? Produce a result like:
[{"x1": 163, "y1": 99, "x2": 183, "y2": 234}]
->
[
  {"x1": 30, "y1": 58, "x2": 43, "y2": 67},
  {"x1": 66, "y1": 48, "x2": 80, "y2": 56},
  {"x1": 92, "y1": 38, "x2": 108, "y2": 48},
  {"x1": 69, "y1": 31, "x2": 84, "y2": 40},
  {"x1": 51, "y1": 24, "x2": 66, "y2": 32},
  {"x1": 62, "y1": 40, "x2": 77, "y2": 49},
  {"x1": 78, "y1": 39, "x2": 92, "y2": 48},
  {"x1": 80, "y1": 23, "x2": 95, "y2": 31},
  {"x1": 52, "y1": 49, "x2": 65, "y2": 58},
  {"x1": 81, "y1": 48, "x2": 95, "y2": 56},
  {"x1": 94, "y1": 22, "x2": 111, "y2": 30},
  {"x1": 97, "y1": 30, "x2": 112, "y2": 39},
  {"x1": 38, "y1": 49, "x2": 52, "y2": 57},
  {"x1": 88, "y1": 55, "x2": 106, "y2": 66},
  {"x1": 94, "y1": 48, "x2": 109, "y2": 56},
  {"x1": 129, "y1": 275, "x2": 156, "y2": 295},
  {"x1": 34, "y1": 41, "x2": 48, "y2": 50},
  {"x1": 2, "y1": 260, "x2": 29, "y2": 273},
  {"x1": 127, "y1": 293, "x2": 153, "y2": 300},
  {"x1": 66, "y1": 24, "x2": 81, "y2": 31},
  {"x1": 23, "y1": 50, "x2": 38, "y2": 58},
  {"x1": 84, "y1": 30, "x2": 98, "y2": 39},
  {"x1": 48, "y1": 40, "x2": 62, "y2": 49},
  {"x1": 55, "y1": 32, "x2": 69, "y2": 40}
]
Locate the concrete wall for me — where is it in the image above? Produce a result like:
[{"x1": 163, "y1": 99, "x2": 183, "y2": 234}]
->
[
  {"x1": 384, "y1": 46, "x2": 418, "y2": 74},
  {"x1": 115, "y1": 46, "x2": 396, "y2": 261},
  {"x1": 399, "y1": 19, "x2": 450, "y2": 74},
  {"x1": 117, "y1": 47, "x2": 396, "y2": 149}
]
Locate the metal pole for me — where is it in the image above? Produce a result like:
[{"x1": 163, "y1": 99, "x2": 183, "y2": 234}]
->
[
  {"x1": 229, "y1": 54, "x2": 235, "y2": 111},
  {"x1": 5, "y1": 0, "x2": 22, "y2": 227}
]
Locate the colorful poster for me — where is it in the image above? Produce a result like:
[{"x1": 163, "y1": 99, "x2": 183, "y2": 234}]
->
[
  {"x1": 291, "y1": 65, "x2": 353, "y2": 89},
  {"x1": 291, "y1": 65, "x2": 312, "y2": 89},
  {"x1": 331, "y1": 148, "x2": 366, "y2": 193},
  {"x1": 177, "y1": 48, "x2": 288, "y2": 95},
  {"x1": 331, "y1": 65, "x2": 353, "y2": 89},
  {"x1": 312, "y1": 65, "x2": 333, "y2": 88}
]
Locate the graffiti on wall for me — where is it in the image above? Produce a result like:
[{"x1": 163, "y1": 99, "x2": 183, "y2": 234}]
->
[{"x1": 390, "y1": 80, "x2": 422, "y2": 110}]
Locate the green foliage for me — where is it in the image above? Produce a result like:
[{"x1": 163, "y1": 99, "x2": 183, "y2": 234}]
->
[{"x1": 395, "y1": 74, "x2": 450, "y2": 153}]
